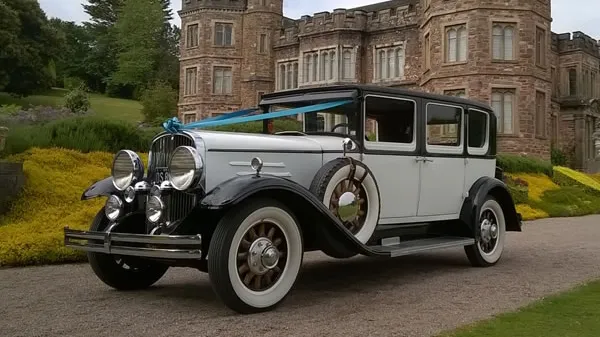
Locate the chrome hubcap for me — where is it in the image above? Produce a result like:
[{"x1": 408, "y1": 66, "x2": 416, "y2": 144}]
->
[
  {"x1": 236, "y1": 220, "x2": 287, "y2": 292},
  {"x1": 247, "y1": 237, "x2": 280, "y2": 275},
  {"x1": 479, "y1": 209, "x2": 499, "y2": 254}
]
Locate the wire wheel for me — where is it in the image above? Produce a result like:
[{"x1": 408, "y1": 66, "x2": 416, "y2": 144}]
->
[{"x1": 236, "y1": 219, "x2": 288, "y2": 292}]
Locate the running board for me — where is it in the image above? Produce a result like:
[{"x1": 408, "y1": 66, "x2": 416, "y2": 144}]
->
[{"x1": 368, "y1": 236, "x2": 475, "y2": 258}]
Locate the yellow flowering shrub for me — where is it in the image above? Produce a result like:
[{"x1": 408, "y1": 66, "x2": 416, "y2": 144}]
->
[
  {"x1": 509, "y1": 173, "x2": 560, "y2": 202},
  {"x1": 553, "y1": 166, "x2": 600, "y2": 194},
  {"x1": 591, "y1": 173, "x2": 600, "y2": 184},
  {"x1": 0, "y1": 148, "x2": 147, "y2": 267},
  {"x1": 515, "y1": 204, "x2": 549, "y2": 221}
]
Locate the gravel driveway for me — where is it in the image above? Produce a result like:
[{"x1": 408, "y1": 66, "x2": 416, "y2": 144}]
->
[{"x1": 1, "y1": 215, "x2": 600, "y2": 337}]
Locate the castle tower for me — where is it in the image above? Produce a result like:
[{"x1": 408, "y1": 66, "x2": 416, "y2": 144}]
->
[
  {"x1": 240, "y1": 0, "x2": 284, "y2": 106},
  {"x1": 420, "y1": 0, "x2": 552, "y2": 159},
  {"x1": 177, "y1": 0, "x2": 282, "y2": 122}
]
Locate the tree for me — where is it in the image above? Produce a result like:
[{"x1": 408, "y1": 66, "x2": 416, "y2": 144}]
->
[
  {"x1": 0, "y1": 0, "x2": 63, "y2": 96},
  {"x1": 110, "y1": 0, "x2": 179, "y2": 95},
  {"x1": 49, "y1": 19, "x2": 96, "y2": 89},
  {"x1": 81, "y1": 0, "x2": 123, "y2": 93}
]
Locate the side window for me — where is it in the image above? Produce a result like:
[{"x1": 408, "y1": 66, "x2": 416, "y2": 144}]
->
[
  {"x1": 365, "y1": 95, "x2": 415, "y2": 146},
  {"x1": 426, "y1": 103, "x2": 462, "y2": 149},
  {"x1": 468, "y1": 108, "x2": 490, "y2": 154}
]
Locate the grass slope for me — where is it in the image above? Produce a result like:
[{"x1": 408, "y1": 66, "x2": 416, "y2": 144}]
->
[
  {"x1": 0, "y1": 88, "x2": 143, "y2": 124},
  {"x1": 440, "y1": 279, "x2": 600, "y2": 337}
]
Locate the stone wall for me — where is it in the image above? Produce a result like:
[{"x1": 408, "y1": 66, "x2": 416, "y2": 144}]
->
[{"x1": 0, "y1": 161, "x2": 25, "y2": 216}]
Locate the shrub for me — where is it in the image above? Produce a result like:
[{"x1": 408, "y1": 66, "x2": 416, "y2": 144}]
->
[
  {"x1": 504, "y1": 175, "x2": 529, "y2": 204},
  {"x1": 529, "y1": 186, "x2": 600, "y2": 218},
  {"x1": 0, "y1": 148, "x2": 140, "y2": 266},
  {"x1": 0, "y1": 104, "x2": 22, "y2": 115},
  {"x1": 509, "y1": 173, "x2": 560, "y2": 202},
  {"x1": 140, "y1": 81, "x2": 178, "y2": 125},
  {"x1": 0, "y1": 117, "x2": 155, "y2": 157},
  {"x1": 63, "y1": 85, "x2": 91, "y2": 114},
  {"x1": 551, "y1": 147, "x2": 568, "y2": 166},
  {"x1": 63, "y1": 77, "x2": 85, "y2": 91},
  {"x1": 515, "y1": 204, "x2": 549, "y2": 221},
  {"x1": 496, "y1": 153, "x2": 553, "y2": 176},
  {"x1": 0, "y1": 105, "x2": 81, "y2": 126},
  {"x1": 553, "y1": 166, "x2": 600, "y2": 195}
]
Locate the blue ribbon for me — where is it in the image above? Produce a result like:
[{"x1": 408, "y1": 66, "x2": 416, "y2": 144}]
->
[{"x1": 162, "y1": 99, "x2": 353, "y2": 133}]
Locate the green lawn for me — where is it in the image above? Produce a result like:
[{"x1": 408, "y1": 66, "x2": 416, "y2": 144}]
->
[
  {"x1": 440, "y1": 279, "x2": 600, "y2": 337},
  {"x1": 0, "y1": 88, "x2": 143, "y2": 124}
]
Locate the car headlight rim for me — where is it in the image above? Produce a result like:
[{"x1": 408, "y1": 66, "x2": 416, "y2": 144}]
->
[
  {"x1": 146, "y1": 195, "x2": 164, "y2": 223},
  {"x1": 168, "y1": 146, "x2": 203, "y2": 191},
  {"x1": 105, "y1": 195, "x2": 123, "y2": 221},
  {"x1": 111, "y1": 150, "x2": 144, "y2": 191}
]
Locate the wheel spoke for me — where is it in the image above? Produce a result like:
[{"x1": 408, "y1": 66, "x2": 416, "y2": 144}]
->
[
  {"x1": 258, "y1": 222, "x2": 266, "y2": 237},
  {"x1": 253, "y1": 274, "x2": 262, "y2": 289},
  {"x1": 237, "y1": 252, "x2": 248, "y2": 261},
  {"x1": 243, "y1": 271, "x2": 255, "y2": 286},
  {"x1": 273, "y1": 237, "x2": 282, "y2": 247},
  {"x1": 267, "y1": 227, "x2": 275, "y2": 240},
  {"x1": 238, "y1": 263, "x2": 249, "y2": 275}
]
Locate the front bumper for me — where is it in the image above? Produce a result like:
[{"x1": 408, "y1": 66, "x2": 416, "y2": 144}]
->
[{"x1": 64, "y1": 227, "x2": 202, "y2": 260}]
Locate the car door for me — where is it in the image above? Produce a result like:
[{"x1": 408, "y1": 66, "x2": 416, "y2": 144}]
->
[
  {"x1": 360, "y1": 93, "x2": 421, "y2": 223},
  {"x1": 416, "y1": 101, "x2": 466, "y2": 218}
]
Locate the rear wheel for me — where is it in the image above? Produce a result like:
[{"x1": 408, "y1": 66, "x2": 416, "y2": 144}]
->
[
  {"x1": 207, "y1": 198, "x2": 304, "y2": 314},
  {"x1": 87, "y1": 209, "x2": 169, "y2": 290},
  {"x1": 465, "y1": 196, "x2": 506, "y2": 267}
]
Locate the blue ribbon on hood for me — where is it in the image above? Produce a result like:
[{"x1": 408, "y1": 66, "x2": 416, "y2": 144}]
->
[{"x1": 162, "y1": 99, "x2": 353, "y2": 134}]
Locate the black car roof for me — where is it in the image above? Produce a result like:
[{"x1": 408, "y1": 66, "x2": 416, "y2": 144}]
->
[{"x1": 261, "y1": 84, "x2": 495, "y2": 115}]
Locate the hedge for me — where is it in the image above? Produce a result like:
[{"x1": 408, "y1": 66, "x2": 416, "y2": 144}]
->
[
  {"x1": 1, "y1": 116, "x2": 303, "y2": 158},
  {"x1": 0, "y1": 148, "x2": 135, "y2": 266},
  {"x1": 497, "y1": 154, "x2": 553, "y2": 176}
]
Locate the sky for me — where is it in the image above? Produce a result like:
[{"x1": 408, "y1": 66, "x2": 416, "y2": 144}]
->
[{"x1": 38, "y1": 0, "x2": 600, "y2": 39}]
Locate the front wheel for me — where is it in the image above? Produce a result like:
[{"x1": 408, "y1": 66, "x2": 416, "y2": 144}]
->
[
  {"x1": 87, "y1": 209, "x2": 169, "y2": 290},
  {"x1": 464, "y1": 196, "x2": 506, "y2": 267},
  {"x1": 207, "y1": 198, "x2": 304, "y2": 314}
]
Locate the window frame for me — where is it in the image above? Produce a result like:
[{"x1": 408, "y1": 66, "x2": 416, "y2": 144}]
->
[
  {"x1": 491, "y1": 22, "x2": 516, "y2": 61},
  {"x1": 362, "y1": 93, "x2": 418, "y2": 153},
  {"x1": 535, "y1": 90, "x2": 546, "y2": 139},
  {"x1": 443, "y1": 23, "x2": 468, "y2": 64},
  {"x1": 183, "y1": 66, "x2": 198, "y2": 96},
  {"x1": 535, "y1": 25, "x2": 546, "y2": 67},
  {"x1": 213, "y1": 22, "x2": 234, "y2": 46},
  {"x1": 467, "y1": 108, "x2": 490, "y2": 156},
  {"x1": 185, "y1": 22, "x2": 200, "y2": 49},
  {"x1": 491, "y1": 88, "x2": 516, "y2": 135},
  {"x1": 212, "y1": 66, "x2": 233, "y2": 95},
  {"x1": 424, "y1": 102, "x2": 465, "y2": 155}
]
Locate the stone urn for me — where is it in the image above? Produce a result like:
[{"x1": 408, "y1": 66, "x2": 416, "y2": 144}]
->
[{"x1": 0, "y1": 126, "x2": 7, "y2": 152}]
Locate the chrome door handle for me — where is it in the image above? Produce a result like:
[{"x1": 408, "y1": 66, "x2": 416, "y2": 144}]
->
[{"x1": 415, "y1": 157, "x2": 433, "y2": 163}]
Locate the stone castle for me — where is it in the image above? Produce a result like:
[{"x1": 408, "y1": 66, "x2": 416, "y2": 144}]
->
[{"x1": 177, "y1": 0, "x2": 600, "y2": 172}]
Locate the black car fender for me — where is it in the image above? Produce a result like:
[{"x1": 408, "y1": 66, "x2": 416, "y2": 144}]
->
[
  {"x1": 185, "y1": 174, "x2": 383, "y2": 257},
  {"x1": 81, "y1": 177, "x2": 117, "y2": 200},
  {"x1": 460, "y1": 176, "x2": 522, "y2": 232}
]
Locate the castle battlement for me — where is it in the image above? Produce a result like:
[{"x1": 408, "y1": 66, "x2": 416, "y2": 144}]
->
[
  {"x1": 554, "y1": 31, "x2": 600, "y2": 56},
  {"x1": 278, "y1": 4, "x2": 416, "y2": 39}
]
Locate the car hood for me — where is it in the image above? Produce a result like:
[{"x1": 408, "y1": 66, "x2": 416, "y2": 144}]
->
[{"x1": 188, "y1": 130, "x2": 347, "y2": 153}]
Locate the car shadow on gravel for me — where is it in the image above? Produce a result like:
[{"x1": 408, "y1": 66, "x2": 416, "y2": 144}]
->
[{"x1": 133, "y1": 249, "x2": 481, "y2": 314}]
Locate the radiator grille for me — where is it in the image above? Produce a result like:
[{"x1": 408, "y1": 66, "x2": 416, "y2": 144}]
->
[{"x1": 147, "y1": 134, "x2": 197, "y2": 227}]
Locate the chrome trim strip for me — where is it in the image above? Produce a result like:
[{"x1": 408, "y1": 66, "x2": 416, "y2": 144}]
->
[{"x1": 64, "y1": 227, "x2": 202, "y2": 260}]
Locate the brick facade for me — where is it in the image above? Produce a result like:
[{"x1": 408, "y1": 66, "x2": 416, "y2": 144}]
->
[{"x1": 178, "y1": 0, "x2": 600, "y2": 171}]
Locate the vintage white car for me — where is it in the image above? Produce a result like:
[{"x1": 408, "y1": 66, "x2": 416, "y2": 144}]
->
[{"x1": 64, "y1": 85, "x2": 522, "y2": 314}]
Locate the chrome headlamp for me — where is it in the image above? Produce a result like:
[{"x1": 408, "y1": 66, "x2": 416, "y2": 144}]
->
[
  {"x1": 111, "y1": 150, "x2": 144, "y2": 191},
  {"x1": 146, "y1": 196, "x2": 164, "y2": 223},
  {"x1": 105, "y1": 195, "x2": 123, "y2": 221},
  {"x1": 168, "y1": 146, "x2": 203, "y2": 191}
]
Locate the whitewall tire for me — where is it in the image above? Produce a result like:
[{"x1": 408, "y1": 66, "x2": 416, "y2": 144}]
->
[
  {"x1": 309, "y1": 158, "x2": 380, "y2": 258},
  {"x1": 465, "y1": 196, "x2": 506, "y2": 267},
  {"x1": 207, "y1": 198, "x2": 303, "y2": 314}
]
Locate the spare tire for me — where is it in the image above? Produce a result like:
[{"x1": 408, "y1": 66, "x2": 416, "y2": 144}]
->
[{"x1": 309, "y1": 157, "x2": 380, "y2": 258}]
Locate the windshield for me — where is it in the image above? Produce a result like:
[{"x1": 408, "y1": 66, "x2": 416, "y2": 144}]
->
[{"x1": 268, "y1": 100, "x2": 357, "y2": 136}]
